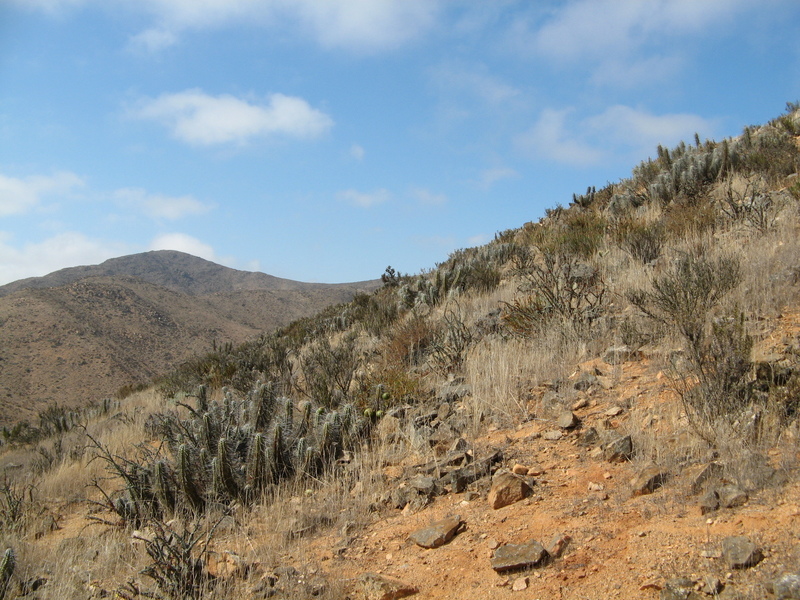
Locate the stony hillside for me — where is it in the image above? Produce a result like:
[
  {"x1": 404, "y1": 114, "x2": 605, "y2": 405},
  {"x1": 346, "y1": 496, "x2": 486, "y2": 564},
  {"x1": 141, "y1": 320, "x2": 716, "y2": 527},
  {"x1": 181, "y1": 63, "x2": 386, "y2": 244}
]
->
[
  {"x1": 0, "y1": 251, "x2": 378, "y2": 427},
  {"x1": 1, "y1": 106, "x2": 799, "y2": 600}
]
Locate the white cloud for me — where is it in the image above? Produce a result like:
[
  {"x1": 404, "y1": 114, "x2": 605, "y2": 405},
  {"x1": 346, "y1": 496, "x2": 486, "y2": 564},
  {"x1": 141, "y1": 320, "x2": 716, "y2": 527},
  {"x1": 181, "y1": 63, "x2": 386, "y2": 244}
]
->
[
  {"x1": 517, "y1": 105, "x2": 714, "y2": 167},
  {"x1": 478, "y1": 167, "x2": 518, "y2": 189},
  {"x1": 17, "y1": 0, "x2": 439, "y2": 52},
  {"x1": 113, "y1": 187, "x2": 213, "y2": 220},
  {"x1": 337, "y1": 188, "x2": 391, "y2": 208},
  {"x1": 0, "y1": 231, "x2": 127, "y2": 285},
  {"x1": 586, "y1": 105, "x2": 714, "y2": 155},
  {"x1": 0, "y1": 171, "x2": 84, "y2": 216},
  {"x1": 532, "y1": 0, "x2": 748, "y2": 62},
  {"x1": 350, "y1": 144, "x2": 365, "y2": 161},
  {"x1": 127, "y1": 27, "x2": 179, "y2": 54},
  {"x1": 508, "y1": 0, "x2": 752, "y2": 88},
  {"x1": 148, "y1": 233, "x2": 216, "y2": 261},
  {"x1": 411, "y1": 187, "x2": 447, "y2": 206},
  {"x1": 467, "y1": 234, "x2": 489, "y2": 246},
  {"x1": 516, "y1": 108, "x2": 604, "y2": 167},
  {"x1": 431, "y1": 62, "x2": 520, "y2": 105},
  {"x1": 132, "y1": 89, "x2": 334, "y2": 146}
]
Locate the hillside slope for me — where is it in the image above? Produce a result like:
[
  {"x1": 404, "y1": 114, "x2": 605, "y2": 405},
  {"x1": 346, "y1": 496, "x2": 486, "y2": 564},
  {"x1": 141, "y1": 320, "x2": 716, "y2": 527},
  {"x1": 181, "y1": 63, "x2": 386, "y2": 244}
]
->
[{"x1": 0, "y1": 252, "x2": 378, "y2": 427}]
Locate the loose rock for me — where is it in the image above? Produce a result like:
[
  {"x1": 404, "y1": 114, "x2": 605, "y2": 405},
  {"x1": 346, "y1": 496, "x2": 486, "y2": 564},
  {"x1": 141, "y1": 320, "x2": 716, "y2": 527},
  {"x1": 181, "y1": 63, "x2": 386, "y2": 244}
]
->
[
  {"x1": 545, "y1": 533, "x2": 571, "y2": 558},
  {"x1": 717, "y1": 484, "x2": 748, "y2": 509},
  {"x1": 488, "y1": 471, "x2": 532, "y2": 509},
  {"x1": 630, "y1": 466, "x2": 669, "y2": 496},
  {"x1": 604, "y1": 435, "x2": 633, "y2": 462},
  {"x1": 721, "y1": 536, "x2": 763, "y2": 569},
  {"x1": 408, "y1": 514, "x2": 464, "y2": 549},
  {"x1": 557, "y1": 411, "x2": 580, "y2": 430},
  {"x1": 358, "y1": 573, "x2": 418, "y2": 600},
  {"x1": 769, "y1": 573, "x2": 800, "y2": 599},
  {"x1": 491, "y1": 539, "x2": 549, "y2": 572}
]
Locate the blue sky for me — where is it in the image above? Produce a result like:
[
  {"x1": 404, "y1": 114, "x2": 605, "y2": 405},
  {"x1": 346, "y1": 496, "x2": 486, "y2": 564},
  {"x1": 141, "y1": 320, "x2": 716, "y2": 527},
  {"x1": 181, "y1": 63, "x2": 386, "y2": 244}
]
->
[{"x1": 1, "y1": 0, "x2": 799, "y2": 285}]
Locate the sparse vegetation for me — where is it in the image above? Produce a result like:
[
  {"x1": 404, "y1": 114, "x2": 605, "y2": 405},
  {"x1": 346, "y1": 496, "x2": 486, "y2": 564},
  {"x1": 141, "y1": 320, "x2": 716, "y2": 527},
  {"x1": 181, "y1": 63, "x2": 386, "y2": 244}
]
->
[{"x1": 2, "y1": 104, "x2": 800, "y2": 599}]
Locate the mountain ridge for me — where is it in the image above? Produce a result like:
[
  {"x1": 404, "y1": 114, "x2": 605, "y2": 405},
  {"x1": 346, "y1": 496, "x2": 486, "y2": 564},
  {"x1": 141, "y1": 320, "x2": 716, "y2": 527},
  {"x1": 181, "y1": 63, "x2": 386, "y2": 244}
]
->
[{"x1": 0, "y1": 250, "x2": 380, "y2": 427}]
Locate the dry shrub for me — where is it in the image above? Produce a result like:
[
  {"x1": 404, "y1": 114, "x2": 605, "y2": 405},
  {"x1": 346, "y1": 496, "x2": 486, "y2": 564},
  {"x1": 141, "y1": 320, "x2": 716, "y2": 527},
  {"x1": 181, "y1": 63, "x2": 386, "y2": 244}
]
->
[{"x1": 382, "y1": 314, "x2": 435, "y2": 368}]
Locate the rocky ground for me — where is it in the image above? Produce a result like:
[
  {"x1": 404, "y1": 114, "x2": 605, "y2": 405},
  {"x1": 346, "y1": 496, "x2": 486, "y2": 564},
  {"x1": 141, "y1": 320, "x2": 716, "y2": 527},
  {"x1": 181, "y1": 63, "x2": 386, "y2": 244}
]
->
[{"x1": 10, "y1": 316, "x2": 800, "y2": 600}]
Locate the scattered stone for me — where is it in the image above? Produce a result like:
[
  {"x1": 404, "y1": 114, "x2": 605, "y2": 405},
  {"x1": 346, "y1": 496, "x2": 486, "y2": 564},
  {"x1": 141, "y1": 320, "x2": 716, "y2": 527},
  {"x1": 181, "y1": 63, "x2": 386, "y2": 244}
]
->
[
  {"x1": 699, "y1": 490, "x2": 720, "y2": 515},
  {"x1": 545, "y1": 533, "x2": 571, "y2": 558},
  {"x1": 721, "y1": 536, "x2": 763, "y2": 569},
  {"x1": 408, "y1": 514, "x2": 464, "y2": 549},
  {"x1": 572, "y1": 398, "x2": 590, "y2": 411},
  {"x1": 488, "y1": 471, "x2": 532, "y2": 509},
  {"x1": 542, "y1": 430, "x2": 564, "y2": 441},
  {"x1": 604, "y1": 435, "x2": 633, "y2": 463},
  {"x1": 512, "y1": 463, "x2": 528, "y2": 475},
  {"x1": 512, "y1": 576, "x2": 529, "y2": 592},
  {"x1": 604, "y1": 406, "x2": 623, "y2": 417},
  {"x1": 358, "y1": 573, "x2": 418, "y2": 600},
  {"x1": 527, "y1": 465, "x2": 545, "y2": 477},
  {"x1": 491, "y1": 540, "x2": 549, "y2": 572},
  {"x1": 587, "y1": 482, "x2": 604, "y2": 492},
  {"x1": 768, "y1": 573, "x2": 800, "y2": 599},
  {"x1": 686, "y1": 462, "x2": 724, "y2": 494},
  {"x1": 603, "y1": 345, "x2": 639, "y2": 365},
  {"x1": 407, "y1": 475, "x2": 439, "y2": 496},
  {"x1": 717, "y1": 485, "x2": 748, "y2": 509},
  {"x1": 578, "y1": 427, "x2": 600, "y2": 447},
  {"x1": 557, "y1": 411, "x2": 580, "y2": 430},
  {"x1": 437, "y1": 402, "x2": 452, "y2": 421},
  {"x1": 205, "y1": 550, "x2": 247, "y2": 580},
  {"x1": 439, "y1": 381, "x2": 472, "y2": 403},
  {"x1": 660, "y1": 577, "x2": 700, "y2": 600},
  {"x1": 573, "y1": 372, "x2": 598, "y2": 391},
  {"x1": 630, "y1": 466, "x2": 669, "y2": 496},
  {"x1": 699, "y1": 576, "x2": 723, "y2": 595}
]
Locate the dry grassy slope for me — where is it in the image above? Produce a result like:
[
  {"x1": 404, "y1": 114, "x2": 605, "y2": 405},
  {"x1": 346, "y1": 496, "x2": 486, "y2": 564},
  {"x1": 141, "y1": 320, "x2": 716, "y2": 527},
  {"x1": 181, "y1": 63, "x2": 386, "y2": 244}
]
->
[{"x1": 0, "y1": 253, "x2": 379, "y2": 428}]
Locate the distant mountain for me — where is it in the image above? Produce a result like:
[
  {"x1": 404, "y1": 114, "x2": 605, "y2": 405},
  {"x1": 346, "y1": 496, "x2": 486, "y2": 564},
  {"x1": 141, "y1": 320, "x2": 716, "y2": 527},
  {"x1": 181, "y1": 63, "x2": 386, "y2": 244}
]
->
[
  {"x1": 0, "y1": 250, "x2": 367, "y2": 297},
  {"x1": 0, "y1": 251, "x2": 379, "y2": 427}
]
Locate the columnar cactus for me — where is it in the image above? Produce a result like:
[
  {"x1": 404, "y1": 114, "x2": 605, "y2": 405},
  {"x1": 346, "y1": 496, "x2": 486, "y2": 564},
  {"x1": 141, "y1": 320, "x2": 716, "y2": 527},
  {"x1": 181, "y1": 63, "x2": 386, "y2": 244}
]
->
[
  {"x1": 0, "y1": 548, "x2": 15, "y2": 600},
  {"x1": 246, "y1": 432, "x2": 267, "y2": 492},
  {"x1": 153, "y1": 461, "x2": 175, "y2": 516},
  {"x1": 178, "y1": 444, "x2": 204, "y2": 512},
  {"x1": 196, "y1": 384, "x2": 208, "y2": 413},
  {"x1": 214, "y1": 438, "x2": 239, "y2": 500}
]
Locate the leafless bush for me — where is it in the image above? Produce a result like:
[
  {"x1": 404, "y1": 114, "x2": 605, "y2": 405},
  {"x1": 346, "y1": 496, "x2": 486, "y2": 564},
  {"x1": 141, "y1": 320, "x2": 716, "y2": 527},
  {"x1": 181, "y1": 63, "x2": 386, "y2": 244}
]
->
[{"x1": 502, "y1": 246, "x2": 605, "y2": 336}]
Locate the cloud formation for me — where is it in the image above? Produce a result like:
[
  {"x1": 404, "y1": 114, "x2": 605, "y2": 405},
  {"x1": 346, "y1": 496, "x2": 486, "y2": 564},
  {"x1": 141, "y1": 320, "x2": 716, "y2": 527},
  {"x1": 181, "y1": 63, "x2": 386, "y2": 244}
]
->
[
  {"x1": 17, "y1": 0, "x2": 439, "y2": 52},
  {"x1": 132, "y1": 89, "x2": 334, "y2": 146},
  {"x1": 411, "y1": 187, "x2": 447, "y2": 206},
  {"x1": 337, "y1": 188, "x2": 391, "y2": 208},
  {"x1": 517, "y1": 105, "x2": 714, "y2": 166},
  {"x1": 0, "y1": 171, "x2": 84, "y2": 216},
  {"x1": 510, "y1": 0, "x2": 751, "y2": 87},
  {"x1": 0, "y1": 231, "x2": 126, "y2": 285},
  {"x1": 148, "y1": 232, "x2": 216, "y2": 261},
  {"x1": 113, "y1": 187, "x2": 214, "y2": 220}
]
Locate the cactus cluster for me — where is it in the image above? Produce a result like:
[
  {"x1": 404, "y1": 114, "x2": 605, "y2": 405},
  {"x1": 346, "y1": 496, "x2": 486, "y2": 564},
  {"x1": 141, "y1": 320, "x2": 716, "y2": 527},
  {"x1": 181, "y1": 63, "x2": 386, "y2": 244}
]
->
[
  {"x1": 125, "y1": 382, "x2": 372, "y2": 516},
  {"x1": 0, "y1": 548, "x2": 14, "y2": 600}
]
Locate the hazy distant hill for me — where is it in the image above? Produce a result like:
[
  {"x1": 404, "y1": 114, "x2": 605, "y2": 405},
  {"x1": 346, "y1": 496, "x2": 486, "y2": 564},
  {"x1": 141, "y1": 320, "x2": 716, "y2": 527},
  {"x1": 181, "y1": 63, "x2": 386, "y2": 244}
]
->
[
  {"x1": 0, "y1": 251, "x2": 379, "y2": 427},
  {"x1": 0, "y1": 250, "x2": 367, "y2": 297}
]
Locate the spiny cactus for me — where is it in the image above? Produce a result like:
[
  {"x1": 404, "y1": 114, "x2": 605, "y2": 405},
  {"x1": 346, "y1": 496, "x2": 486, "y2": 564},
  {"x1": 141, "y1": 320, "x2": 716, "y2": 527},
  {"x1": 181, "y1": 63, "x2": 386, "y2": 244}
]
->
[
  {"x1": 283, "y1": 397, "x2": 294, "y2": 432},
  {"x1": 246, "y1": 432, "x2": 267, "y2": 492},
  {"x1": 252, "y1": 381, "x2": 276, "y2": 431},
  {"x1": 153, "y1": 461, "x2": 175, "y2": 516},
  {"x1": 196, "y1": 384, "x2": 208, "y2": 413},
  {"x1": 269, "y1": 424, "x2": 290, "y2": 481},
  {"x1": 0, "y1": 548, "x2": 14, "y2": 600},
  {"x1": 178, "y1": 444, "x2": 204, "y2": 512},
  {"x1": 213, "y1": 438, "x2": 239, "y2": 500}
]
